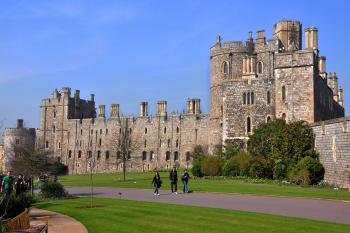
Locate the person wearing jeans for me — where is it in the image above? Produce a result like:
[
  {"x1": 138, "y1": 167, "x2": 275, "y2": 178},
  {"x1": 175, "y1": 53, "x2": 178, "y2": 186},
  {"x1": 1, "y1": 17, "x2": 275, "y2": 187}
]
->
[
  {"x1": 182, "y1": 169, "x2": 190, "y2": 193},
  {"x1": 152, "y1": 172, "x2": 161, "y2": 196}
]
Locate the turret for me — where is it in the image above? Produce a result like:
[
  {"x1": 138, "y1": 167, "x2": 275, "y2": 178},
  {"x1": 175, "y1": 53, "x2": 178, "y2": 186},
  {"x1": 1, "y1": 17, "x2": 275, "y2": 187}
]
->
[
  {"x1": 98, "y1": 105, "x2": 105, "y2": 118},
  {"x1": 140, "y1": 102, "x2": 148, "y2": 117},
  {"x1": 187, "y1": 99, "x2": 201, "y2": 114},
  {"x1": 319, "y1": 56, "x2": 326, "y2": 79},
  {"x1": 256, "y1": 30, "x2": 266, "y2": 44},
  {"x1": 110, "y1": 104, "x2": 119, "y2": 118},
  {"x1": 16, "y1": 119, "x2": 24, "y2": 129},
  {"x1": 61, "y1": 87, "x2": 71, "y2": 97},
  {"x1": 305, "y1": 26, "x2": 318, "y2": 53},
  {"x1": 157, "y1": 101, "x2": 167, "y2": 116},
  {"x1": 90, "y1": 94, "x2": 95, "y2": 102},
  {"x1": 339, "y1": 87, "x2": 344, "y2": 107},
  {"x1": 327, "y1": 72, "x2": 339, "y2": 102},
  {"x1": 273, "y1": 20, "x2": 302, "y2": 51}
]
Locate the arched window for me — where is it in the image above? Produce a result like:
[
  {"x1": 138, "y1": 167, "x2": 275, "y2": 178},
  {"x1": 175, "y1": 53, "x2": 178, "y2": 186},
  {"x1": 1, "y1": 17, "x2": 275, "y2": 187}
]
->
[
  {"x1": 68, "y1": 150, "x2": 72, "y2": 158},
  {"x1": 176, "y1": 126, "x2": 179, "y2": 133},
  {"x1": 99, "y1": 138, "x2": 102, "y2": 147},
  {"x1": 52, "y1": 125, "x2": 55, "y2": 133},
  {"x1": 80, "y1": 129, "x2": 83, "y2": 135},
  {"x1": 247, "y1": 92, "x2": 251, "y2": 105},
  {"x1": 150, "y1": 151, "x2": 154, "y2": 160},
  {"x1": 127, "y1": 151, "x2": 131, "y2": 160},
  {"x1": 116, "y1": 151, "x2": 121, "y2": 159},
  {"x1": 167, "y1": 139, "x2": 171, "y2": 147},
  {"x1": 251, "y1": 92, "x2": 254, "y2": 104},
  {"x1": 186, "y1": 152, "x2": 191, "y2": 161},
  {"x1": 282, "y1": 85, "x2": 286, "y2": 101},
  {"x1": 164, "y1": 127, "x2": 167, "y2": 134},
  {"x1": 45, "y1": 141, "x2": 49, "y2": 148},
  {"x1": 105, "y1": 151, "x2": 110, "y2": 160},
  {"x1": 282, "y1": 113, "x2": 286, "y2": 121},
  {"x1": 243, "y1": 93, "x2": 246, "y2": 105},
  {"x1": 257, "y1": 61, "x2": 263, "y2": 74},
  {"x1": 100, "y1": 129, "x2": 102, "y2": 135},
  {"x1": 78, "y1": 150, "x2": 82, "y2": 159},
  {"x1": 142, "y1": 151, "x2": 147, "y2": 161},
  {"x1": 247, "y1": 117, "x2": 251, "y2": 133},
  {"x1": 267, "y1": 91, "x2": 271, "y2": 104},
  {"x1": 97, "y1": 151, "x2": 101, "y2": 159},
  {"x1": 176, "y1": 139, "x2": 179, "y2": 148},
  {"x1": 267, "y1": 116, "x2": 271, "y2": 122},
  {"x1": 145, "y1": 127, "x2": 147, "y2": 134},
  {"x1": 88, "y1": 151, "x2": 92, "y2": 158},
  {"x1": 174, "y1": 151, "x2": 179, "y2": 161},
  {"x1": 223, "y1": 61, "x2": 229, "y2": 74},
  {"x1": 165, "y1": 151, "x2": 171, "y2": 161}
]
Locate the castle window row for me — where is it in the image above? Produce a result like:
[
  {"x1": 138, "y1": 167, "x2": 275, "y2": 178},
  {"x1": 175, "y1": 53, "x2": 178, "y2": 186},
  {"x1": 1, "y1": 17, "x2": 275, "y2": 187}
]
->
[{"x1": 243, "y1": 92, "x2": 255, "y2": 105}]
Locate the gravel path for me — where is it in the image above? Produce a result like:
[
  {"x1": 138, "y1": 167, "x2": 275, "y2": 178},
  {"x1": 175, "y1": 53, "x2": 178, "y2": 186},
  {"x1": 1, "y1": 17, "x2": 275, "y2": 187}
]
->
[{"x1": 67, "y1": 187, "x2": 350, "y2": 225}]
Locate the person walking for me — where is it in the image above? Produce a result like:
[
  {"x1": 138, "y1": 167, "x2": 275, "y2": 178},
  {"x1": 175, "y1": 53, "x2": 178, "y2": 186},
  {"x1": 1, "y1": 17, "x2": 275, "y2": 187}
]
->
[
  {"x1": 15, "y1": 174, "x2": 26, "y2": 195},
  {"x1": 182, "y1": 169, "x2": 190, "y2": 193},
  {"x1": 1, "y1": 170, "x2": 15, "y2": 197},
  {"x1": 169, "y1": 166, "x2": 178, "y2": 194},
  {"x1": 152, "y1": 171, "x2": 161, "y2": 196}
]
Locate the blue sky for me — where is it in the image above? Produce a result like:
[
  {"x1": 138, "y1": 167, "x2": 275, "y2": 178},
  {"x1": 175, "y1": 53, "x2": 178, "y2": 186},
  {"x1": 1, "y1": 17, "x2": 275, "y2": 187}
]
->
[{"x1": 0, "y1": 0, "x2": 349, "y2": 130}]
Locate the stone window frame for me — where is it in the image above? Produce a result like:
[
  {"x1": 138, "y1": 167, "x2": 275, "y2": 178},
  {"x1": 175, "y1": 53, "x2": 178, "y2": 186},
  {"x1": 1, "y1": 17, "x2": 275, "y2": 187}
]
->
[
  {"x1": 246, "y1": 116, "x2": 251, "y2": 134},
  {"x1": 78, "y1": 150, "x2": 82, "y2": 159},
  {"x1": 174, "y1": 151, "x2": 179, "y2": 161},
  {"x1": 165, "y1": 151, "x2": 171, "y2": 161},
  {"x1": 145, "y1": 127, "x2": 148, "y2": 134},
  {"x1": 142, "y1": 151, "x2": 147, "y2": 161},
  {"x1": 15, "y1": 138, "x2": 20, "y2": 145},
  {"x1": 97, "y1": 150, "x2": 101, "y2": 159},
  {"x1": 257, "y1": 61, "x2": 263, "y2": 74},
  {"x1": 282, "y1": 85, "x2": 286, "y2": 102},
  {"x1": 150, "y1": 151, "x2": 154, "y2": 161},
  {"x1": 88, "y1": 150, "x2": 92, "y2": 158},
  {"x1": 223, "y1": 61, "x2": 229, "y2": 74},
  {"x1": 45, "y1": 141, "x2": 49, "y2": 148},
  {"x1": 243, "y1": 93, "x2": 246, "y2": 105},
  {"x1": 105, "y1": 150, "x2": 110, "y2": 160},
  {"x1": 68, "y1": 150, "x2": 72, "y2": 158},
  {"x1": 176, "y1": 126, "x2": 179, "y2": 133},
  {"x1": 267, "y1": 91, "x2": 271, "y2": 105}
]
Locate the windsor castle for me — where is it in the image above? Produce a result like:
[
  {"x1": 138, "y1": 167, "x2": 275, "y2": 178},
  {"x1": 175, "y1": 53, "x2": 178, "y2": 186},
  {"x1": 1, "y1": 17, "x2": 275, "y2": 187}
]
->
[{"x1": 2, "y1": 20, "x2": 349, "y2": 188}]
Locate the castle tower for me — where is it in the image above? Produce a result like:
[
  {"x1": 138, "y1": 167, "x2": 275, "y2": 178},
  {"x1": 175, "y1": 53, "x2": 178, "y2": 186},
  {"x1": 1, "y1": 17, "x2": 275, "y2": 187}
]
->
[
  {"x1": 110, "y1": 104, "x2": 119, "y2": 118},
  {"x1": 98, "y1": 105, "x2": 106, "y2": 118},
  {"x1": 319, "y1": 56, "x2": 327, "y2": 79},
  {"x1": 140, "y1": 102, "x2": 148, "y2": 117},
  {"x1": 305, "y1": 27, "x2": 318, "y2": 53},
  {"x1": 157, "y1": 101, "x2": 167, "y2": 116},
  {"x1": 273, "y1": 20, "x2": 302, "y2": 51}
]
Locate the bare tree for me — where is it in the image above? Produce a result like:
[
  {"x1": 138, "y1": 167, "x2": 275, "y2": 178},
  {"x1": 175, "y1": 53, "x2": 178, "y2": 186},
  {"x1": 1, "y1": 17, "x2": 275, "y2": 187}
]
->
[{"x1": 115, "y1": 117, "x2": 142, "y2": 181}]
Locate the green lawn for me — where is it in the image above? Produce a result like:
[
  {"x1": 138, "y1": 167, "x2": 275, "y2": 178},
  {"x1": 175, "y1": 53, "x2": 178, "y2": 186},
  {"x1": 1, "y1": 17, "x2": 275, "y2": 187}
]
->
[
  {"x1": 34, "y1": 197, "x2": 350, "y2": 233},
  {"x1": 59, "y1": 171, "x2": 350, "y2": 201}
]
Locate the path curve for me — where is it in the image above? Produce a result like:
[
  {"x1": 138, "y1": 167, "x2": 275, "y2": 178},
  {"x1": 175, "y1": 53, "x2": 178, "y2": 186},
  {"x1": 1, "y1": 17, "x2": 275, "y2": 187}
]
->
[
  {"x1": 67, "y1": 187, "x2": 350, "y2": 225},
  {"x1": 30, "y1": 208, "x2": 88, "y2": 233}
]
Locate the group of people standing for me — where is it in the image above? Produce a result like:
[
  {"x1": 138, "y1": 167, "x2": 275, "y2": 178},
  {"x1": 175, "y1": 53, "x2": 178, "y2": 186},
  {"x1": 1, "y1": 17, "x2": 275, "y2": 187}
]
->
[
  {"x1": 152, "y1": 166, "x2": 190, "y2": 196},
  {"x1": 0, "y1": 170, "x2": 32, "y2": 197}
]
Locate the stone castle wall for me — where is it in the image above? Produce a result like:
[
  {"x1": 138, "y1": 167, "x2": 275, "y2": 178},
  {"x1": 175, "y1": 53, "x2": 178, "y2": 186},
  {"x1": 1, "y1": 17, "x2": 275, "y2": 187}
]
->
[{"x1": 312, "y1": 117, "x2": 350, "y2": 189}]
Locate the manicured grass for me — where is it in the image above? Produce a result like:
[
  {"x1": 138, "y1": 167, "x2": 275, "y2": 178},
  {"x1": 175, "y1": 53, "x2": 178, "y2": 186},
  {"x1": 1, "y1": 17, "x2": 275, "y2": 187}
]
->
[
  {"x1": 35, "y1": 197, "x2": 350, "y2": 233},
  {"x1": 59, "y1": 171, "x2": 350, "y2": 201}
]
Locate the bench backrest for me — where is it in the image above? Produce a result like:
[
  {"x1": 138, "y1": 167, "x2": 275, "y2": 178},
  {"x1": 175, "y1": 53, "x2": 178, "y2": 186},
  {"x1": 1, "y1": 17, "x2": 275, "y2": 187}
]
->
[{"x1": 7, "y1": 209, "x2": 30, "y2": 232}]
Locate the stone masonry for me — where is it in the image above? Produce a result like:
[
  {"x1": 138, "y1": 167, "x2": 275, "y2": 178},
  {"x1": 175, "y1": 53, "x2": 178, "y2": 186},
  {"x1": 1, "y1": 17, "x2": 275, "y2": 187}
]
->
[{"x1": 1, "y1": 19, "x2": 347, "y2": 178}]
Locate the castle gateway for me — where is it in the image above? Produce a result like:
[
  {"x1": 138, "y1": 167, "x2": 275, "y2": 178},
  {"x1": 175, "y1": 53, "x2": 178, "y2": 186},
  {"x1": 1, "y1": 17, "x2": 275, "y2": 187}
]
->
[{"x1": 2, "y1": 20, "x2": 346, "y2": 180}]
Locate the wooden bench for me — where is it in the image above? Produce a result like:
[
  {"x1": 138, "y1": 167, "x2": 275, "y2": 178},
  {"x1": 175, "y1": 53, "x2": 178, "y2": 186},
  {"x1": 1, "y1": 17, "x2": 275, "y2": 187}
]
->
[{"x1": 1, "y1": 208, "x2": 49, "y2": 233}]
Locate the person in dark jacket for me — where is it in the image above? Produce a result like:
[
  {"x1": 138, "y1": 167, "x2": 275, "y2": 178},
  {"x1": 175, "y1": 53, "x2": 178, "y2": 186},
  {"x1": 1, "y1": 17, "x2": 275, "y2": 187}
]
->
[
  {"x1": 15, "y1": 174, "x2": 26, "y2": 195},
  {"x1": 169, "y1": 166, "x2": 178, "y2": 194},
  {"x1": 181, "y1": 169, "x2": 190, "y2": 193},
  {"x1": 152, "y1": 171, "x2": 161, "y2": 196}
]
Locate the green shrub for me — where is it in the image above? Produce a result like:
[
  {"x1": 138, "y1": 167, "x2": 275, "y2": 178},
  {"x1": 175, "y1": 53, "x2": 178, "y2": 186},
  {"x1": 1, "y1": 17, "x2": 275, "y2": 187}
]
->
[
  {"x1": 223, "y1": 159, "x2": 239, "y2": 176},
  {"x1": 40, "y1": 181, "x2": 67, "y2": 198},
  {"x1": 248, "y1": 156, "x2": 271, "y2": 179},
  {"x1": 191, "y1": 160, "x2": 203, "y2": 177},
  {"x1": 295, "y1": 156, "x2": 325, "y2": 184},
  {"x1": 48, "y1": 161, "x2": 68, "y2": 175},
  {"x1": 0, "y1": 193, "x2": 34, "y2": 218},
  {"x1": 201, "y1": 156, "x2": 224, "y2": 176},
  {"x1": 273, "y1": 163, "x2": 288, "y2": 180},
  {"x1": 288, "y1": 167, "x2": 310, "y2": 185}
]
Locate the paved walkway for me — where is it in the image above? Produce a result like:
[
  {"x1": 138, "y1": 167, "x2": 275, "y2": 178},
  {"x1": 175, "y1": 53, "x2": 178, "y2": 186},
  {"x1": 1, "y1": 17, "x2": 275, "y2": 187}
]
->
[
  {"x1": 67, "y1": 187, "x2": 350, "y2": 225},
  {"x1": 30, "y1": 208, "x2": 88, "y2": 233}
]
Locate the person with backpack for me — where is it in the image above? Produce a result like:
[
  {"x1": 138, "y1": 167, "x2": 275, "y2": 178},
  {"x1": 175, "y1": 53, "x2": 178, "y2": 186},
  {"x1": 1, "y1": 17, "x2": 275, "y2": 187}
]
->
[
  {"x1": 181, "y1": 169, "x2": 190, "y2": 193},
  {"x1": 152, "y1": 171, "x2": 161, "y2": 196},
  {"x1": 169, "y1": 166, "x2": 178, "y2": 194}
]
